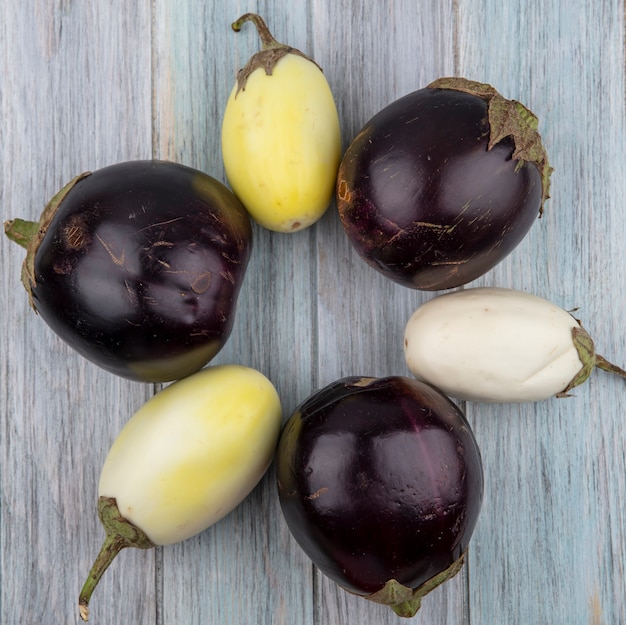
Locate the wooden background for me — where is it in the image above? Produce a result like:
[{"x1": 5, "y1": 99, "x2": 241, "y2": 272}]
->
[{"x1": 1, "y1": 1, "x2": 625, "y2": 624}]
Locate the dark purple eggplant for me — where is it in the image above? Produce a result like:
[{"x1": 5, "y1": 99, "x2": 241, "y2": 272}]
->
[
  {"x1": 276, "y1": 375, "x2": 484, "y2": 617},
  {"x1": 336, "y1": 77, "x2": 552, "y2": 290},
  {"x1": 4, "y1": 160, "x2": 252, "y2": 382}
]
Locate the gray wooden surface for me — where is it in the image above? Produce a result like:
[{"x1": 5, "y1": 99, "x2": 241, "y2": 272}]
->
[{"x1": 1, "y1": 1, "x2": 625, "y2": 624}]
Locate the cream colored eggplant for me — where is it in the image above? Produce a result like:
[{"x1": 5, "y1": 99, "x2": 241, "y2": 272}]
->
[
  {"x1": 221, "y1": 13, "x2": 341, "y2": 233},
  {"x1": 78, "y1": 364, "x2": 282, "y2": 621},
  {"x1": 404, "y1": 287, "x2": 626, "y2": 402}
]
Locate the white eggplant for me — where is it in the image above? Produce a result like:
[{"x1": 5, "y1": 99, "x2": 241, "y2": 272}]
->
[
  {"x1": 404, "y1": 287, "x2": 626, "y2": 402},
  {"x1": 78, "y1": 364, "x2": 282, "y2": 621}
]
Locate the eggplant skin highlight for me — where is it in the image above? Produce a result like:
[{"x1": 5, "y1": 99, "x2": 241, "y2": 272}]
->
[
  {"x1": 337, "y1": 79, "x2": 549, "y2": 290},
  {"x1": 276, "y1": 375, "x2": 484, "y2": 616},
  {"x1": 15, "y1": 160, "x2": 252, "y2": 383}
]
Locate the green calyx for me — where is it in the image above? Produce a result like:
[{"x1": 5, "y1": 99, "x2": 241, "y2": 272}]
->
[
  {"x1": 364, "y1": 551, "x2": 466, "y2": 618},
  {"x1": 231, "y1": 13, "x2": 321, "y2": 95},
  {"x1": 428, "y1": 77, "x2": 553, "y2": 216},
  {"x1": 3, "y1": 171, "x2": 90, "y2": 309},
  {"x1": 558, "y1": 324, "x2": 626, "y2": 397},
  {"x1": 78, "y1": 496, "x2": 155, "y2": 622}
]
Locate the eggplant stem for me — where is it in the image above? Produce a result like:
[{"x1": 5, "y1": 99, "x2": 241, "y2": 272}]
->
[
  {"x1": 3, "y1": 218, "x2": 39, "y2": 249},
  {"x1": 232, "y1": 13, "x2": 280, "y2": 50},
  {"x1": 78, "y1": 497, "x2": 154, "y2": 621},
  {"x1": 365, "y1": 551, "x2": 466, "y2": 617},
  {"x1": 595, "y1": 354, "x2": 626, "y2": 379},
  {"x1": 390, "y1": 595, "x2": 423, "y2": 618},
  {"x1": 561, "y1": 325, "x2": 626, "y2": 396},
  {"x1": 230, "y1": 12, "x2": 320, "y2": 95},
  {"x1": 78, "y1": 533, "x2": 128, "y2": 621}
]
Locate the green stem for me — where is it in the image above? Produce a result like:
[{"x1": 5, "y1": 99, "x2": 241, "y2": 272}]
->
[
  {"x1": 595, "y1": 354, "x2": 626, "y2": 379},
  {"x1": 230, "y1": 12, "x2": 320, "y2": 95},
  {"x1": 78, "y1": 533, "x2": 128, "y2": 622},
  {"x1": 232, "y1": 13, "x2": 280, "y2": 50},
  {"x1": 3, "y1": 218, "x2": 39, "y2": 249},
  {"x1": 78, "y1": 497, "x2": 154, "y2": 621},
  {"x1": 365, "y1": 551, "x2": 466, "y2": 618}
]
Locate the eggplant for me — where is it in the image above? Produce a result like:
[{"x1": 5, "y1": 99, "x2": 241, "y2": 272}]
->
[
  {"x1": 4, "y1": 160, "x2": 252, "y2": 382},
  {"x1": 336, "y1": 77, "x2": 552, "y2": 290},
  {"x1": 276, "y1": 375, "x2": 484, "y2": 617},
  {"x1": 404, "y1": 287, "x2": 626, "y2": 402},
  {"x1": 221, "y1": 13, "x2": 342, "y2": 233},
  {"x1": 78, "y1": 364, "x2": 282, "y2": 620}
]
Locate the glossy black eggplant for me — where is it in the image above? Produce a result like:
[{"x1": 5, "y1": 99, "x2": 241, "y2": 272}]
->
[
  {"x1": 276, "y1": 375, "x2": 484, "y2": 617},
  {"x1": 5, "y1": 160, "x2": 252, "y2": 382},
  {"x1": 337, "y1": 77, "x2": 552, "y2": 290}
]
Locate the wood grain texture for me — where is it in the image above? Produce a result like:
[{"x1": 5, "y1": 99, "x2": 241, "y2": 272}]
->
[
  {"x1": 0, "y1": 3, "x2": 157, "y2": 624},
  {"x1": 457, "y1": 2, "x2": 626, "y2": 624},
  {"x1": 1, "y1": 1, "x2": 625, "y2": 625}
]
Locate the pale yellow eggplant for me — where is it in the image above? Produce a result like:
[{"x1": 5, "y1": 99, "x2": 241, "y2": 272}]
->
[
  {"x1": 78, "y1": 364, "x2": 282, "y2": 621},
  {"x1": 221, "y1": 13, "x2": 341, "y2": 233}
]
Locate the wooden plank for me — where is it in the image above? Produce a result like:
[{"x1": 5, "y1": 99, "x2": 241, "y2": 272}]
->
[
  {"x1": 456, "y1": 1, "x2": 626, "y2": 624},
  {"x1": 151, "y1": 2, "x2": 318, "y2": 623},
  {"x1": 0, "y1": 2, "x2": 156, "y2": 624},
  {"x1": 311, "y1": 2, "x2": 474, "y2": 623},
  {"x1": 2, "y1": 1, "x2": 625, "y2": 624}
]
